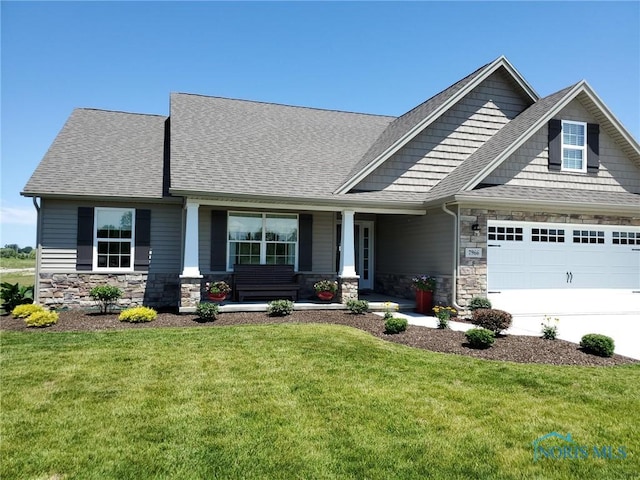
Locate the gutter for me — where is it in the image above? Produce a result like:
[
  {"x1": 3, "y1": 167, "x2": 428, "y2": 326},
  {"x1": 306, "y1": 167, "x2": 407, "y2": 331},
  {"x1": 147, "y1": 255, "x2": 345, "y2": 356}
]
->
[
  {"x1": 32, "y1": 197, "x2": 42, "y2": 304},
  {"x1": 441, "y1": 202, "x2": 463, "y2": 310}
]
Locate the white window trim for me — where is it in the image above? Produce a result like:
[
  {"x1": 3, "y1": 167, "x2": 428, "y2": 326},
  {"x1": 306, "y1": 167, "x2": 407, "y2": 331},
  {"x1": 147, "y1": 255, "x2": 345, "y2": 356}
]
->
[
  {"x1": 93, "y1": 207, "x2": 136, "y2": 272},
  {"x1": 227, "y1": 211, "x2": 299, "y2": 271},
  {"x1": 561, "y1": 120, "x2": 587, "y2": 173}
]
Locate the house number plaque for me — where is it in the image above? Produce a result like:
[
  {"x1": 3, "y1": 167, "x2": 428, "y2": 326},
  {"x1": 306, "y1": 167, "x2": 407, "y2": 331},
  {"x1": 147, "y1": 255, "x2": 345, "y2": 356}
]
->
[{"x1": 465, "y1": 248, "x2": 482, "y2": 258}]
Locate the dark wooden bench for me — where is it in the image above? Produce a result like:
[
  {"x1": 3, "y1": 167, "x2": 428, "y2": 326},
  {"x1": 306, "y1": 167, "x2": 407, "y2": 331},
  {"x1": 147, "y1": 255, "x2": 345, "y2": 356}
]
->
[{"x1": 233, "y1": 264, "x2": 301, "y2": 301}]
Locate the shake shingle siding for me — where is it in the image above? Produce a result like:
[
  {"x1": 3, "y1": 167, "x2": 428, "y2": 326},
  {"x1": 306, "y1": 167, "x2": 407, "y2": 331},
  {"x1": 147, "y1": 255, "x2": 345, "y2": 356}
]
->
[
  {"x1": 356, "y1": 70, "x2": 530, "y2": 193},
  {"x1": 484, "y1": 99, "x2": 640, "y2": 194}
]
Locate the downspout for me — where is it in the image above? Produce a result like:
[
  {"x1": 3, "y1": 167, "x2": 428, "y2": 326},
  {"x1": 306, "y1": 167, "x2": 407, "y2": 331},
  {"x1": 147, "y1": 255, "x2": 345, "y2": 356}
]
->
[
  {"x1": 442, "y1": 203, "x2": 463, "y2": 310},
  {"x1": 32, "y1": 197, "x2": 42, "y2": 304}
]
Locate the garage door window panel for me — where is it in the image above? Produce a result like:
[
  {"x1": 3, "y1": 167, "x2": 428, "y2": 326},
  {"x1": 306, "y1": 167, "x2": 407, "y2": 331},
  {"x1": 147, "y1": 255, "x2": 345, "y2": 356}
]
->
[{"x1": 573, "y1": 230, "x2": 605, "y2": 244}]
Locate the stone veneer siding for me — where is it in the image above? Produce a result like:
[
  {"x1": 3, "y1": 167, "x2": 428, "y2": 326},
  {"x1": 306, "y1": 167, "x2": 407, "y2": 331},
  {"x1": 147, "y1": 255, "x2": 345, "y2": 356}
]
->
[
  {"x1": 338, "y1": 277, "x2": 359, "y2": 303},
  {"x1": 38, "y1": 273, "x2": 180, "y2": 310},
  {"x1": 457, "y1": 208, "x2": 640, "y2": 307}
]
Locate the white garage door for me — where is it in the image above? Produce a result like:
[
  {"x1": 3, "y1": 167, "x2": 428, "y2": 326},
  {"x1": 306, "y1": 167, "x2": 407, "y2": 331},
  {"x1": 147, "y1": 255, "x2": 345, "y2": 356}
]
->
[{"x1": 487, "y1": 221, "x2": 640, "y2": 315}]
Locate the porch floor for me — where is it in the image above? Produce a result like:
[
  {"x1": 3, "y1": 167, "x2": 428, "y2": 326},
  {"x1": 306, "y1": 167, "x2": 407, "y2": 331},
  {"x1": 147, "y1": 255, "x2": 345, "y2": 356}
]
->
[{"x1": 216, "y1": 292, "x2": 415, "y2": 313}]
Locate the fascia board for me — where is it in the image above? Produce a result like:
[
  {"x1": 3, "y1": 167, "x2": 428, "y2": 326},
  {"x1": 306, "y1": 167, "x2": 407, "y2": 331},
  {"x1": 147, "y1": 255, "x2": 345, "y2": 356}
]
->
[
  {"x1": 336, "y1": 57, "x2": 538, "y2": 195},
  {"x1": 454, "y1": 193, "x2": 640, "y2": 216},
  {"x1": 172, "y1": 190, "x2": 427, "y2": 215}
]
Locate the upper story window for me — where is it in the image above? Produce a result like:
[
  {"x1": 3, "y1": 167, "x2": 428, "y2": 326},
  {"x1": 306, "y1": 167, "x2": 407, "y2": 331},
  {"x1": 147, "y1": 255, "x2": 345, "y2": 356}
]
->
[
  {"x1": 94, "y1": 207, "x2": 135, "y2": 270},
  {"x1": 227, "y1": 212, "x2": 298, "y2": 270},
  {"x1": 561, "y1": 120, "x2": 587, "y2": 172}
]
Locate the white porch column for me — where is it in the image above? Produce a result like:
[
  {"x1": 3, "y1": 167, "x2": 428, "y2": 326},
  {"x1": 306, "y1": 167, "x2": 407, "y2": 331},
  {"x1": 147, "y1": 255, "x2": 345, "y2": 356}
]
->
[
  {"x1": 339, "y1": 210, "x2": 358, "y2": 278},
  {"x1": 181, "y1": 201, "x2": 201, "y2": 277}
]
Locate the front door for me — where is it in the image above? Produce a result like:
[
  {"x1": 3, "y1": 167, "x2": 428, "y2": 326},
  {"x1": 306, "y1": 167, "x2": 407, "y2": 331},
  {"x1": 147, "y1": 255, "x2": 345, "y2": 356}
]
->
[{"x1": 335, "y1": 221, "x2": 375, "y2": 290}]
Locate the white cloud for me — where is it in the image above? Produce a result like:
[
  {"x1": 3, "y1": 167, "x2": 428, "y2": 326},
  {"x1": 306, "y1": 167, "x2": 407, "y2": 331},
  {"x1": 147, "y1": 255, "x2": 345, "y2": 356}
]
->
[{"x1": 0, "y1": 205, "x2": 37, "y2": 226}]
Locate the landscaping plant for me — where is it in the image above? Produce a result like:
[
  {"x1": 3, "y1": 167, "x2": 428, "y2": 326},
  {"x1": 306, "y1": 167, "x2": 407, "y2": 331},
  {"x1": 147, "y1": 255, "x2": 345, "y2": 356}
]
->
[
  {"x1": 89, "y1": 285, "x2": 123, "y2": 314},
  {"x1": 465, "y1": 328, "x2": 495, "y2": 349},
  {"x1": 433, "y1": 305, "x2": 456, "y2": 329},
  {"x1": 118, "y1": 306, "x2": 157, "y2": 323},
  {"x1": 24, "y1": 310, "x2": 59, "y2": 327},
  {"x1": 541, "y1": 316, "x2": 559, "y2": 340},
  {"x1": 11, "y1": 304, "x2": 45, "y2": 319},
  {"x1": 468, "y1": 296, "x2": 492, "y2": 311},
  {"x1": 580, "y1": 333, "x2": 615, "y2": 357},
  {"x1": 267, "y1": 299, "x2": 294, "y2": 316},
  {"x1": 196, "y1": 302, "x2": 219, "y2": 322},
  {"x1": 471, "y1": 308, "x2": 512, "y2": 334},
  {"x1": 384, "y1": 316, "x2": 408, "y2": 334},
  {"x1": 346, "y1": 299, "x2": 369, "y2": 314},
  {"x1": 1, "y1": 282, "x2": 33, "y2": 313}
]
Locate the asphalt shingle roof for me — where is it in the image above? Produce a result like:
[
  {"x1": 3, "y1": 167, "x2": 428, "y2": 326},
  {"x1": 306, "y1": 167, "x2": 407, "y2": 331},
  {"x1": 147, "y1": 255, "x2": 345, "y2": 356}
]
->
[
  {"x1": 22, "y1": 109, "x2": 167, "y2": 199},
  {"x1": 169, "y1": 93, "x2": 393, "y2": 199}
]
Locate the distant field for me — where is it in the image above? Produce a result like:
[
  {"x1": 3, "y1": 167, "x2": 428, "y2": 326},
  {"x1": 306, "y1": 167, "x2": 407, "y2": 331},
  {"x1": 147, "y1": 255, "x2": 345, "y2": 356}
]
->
[{"x1": 0, "y1": 257, "x2": 36, "y2": 287}]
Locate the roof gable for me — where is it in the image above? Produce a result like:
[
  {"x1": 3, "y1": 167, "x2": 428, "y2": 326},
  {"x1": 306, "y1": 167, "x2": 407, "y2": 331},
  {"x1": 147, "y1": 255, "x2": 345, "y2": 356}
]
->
[{"x1": 334, "y1": 56, "x2": 539, "y2": 194}]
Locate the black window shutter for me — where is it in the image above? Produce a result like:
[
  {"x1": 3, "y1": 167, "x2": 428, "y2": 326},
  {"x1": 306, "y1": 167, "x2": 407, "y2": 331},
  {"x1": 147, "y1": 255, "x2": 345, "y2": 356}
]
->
[
  {"x1": 298, "y1": 213, "x2": 313, "y2": 271},
  {"x1": 548, "y1": 119, "x2": 562, "y2": 171},
  {"x1": 211, "y1": 210, "x2": 227, "y2": 271},
  {"x1": 587, "y1": 123, "x2": 600, "y2": 173},
  {"x1": 76, "y1": 207, "x2": 94, "y2": 271},
  {"x1": 134, "y1": 209, "x2": 151, "y2": 271}
]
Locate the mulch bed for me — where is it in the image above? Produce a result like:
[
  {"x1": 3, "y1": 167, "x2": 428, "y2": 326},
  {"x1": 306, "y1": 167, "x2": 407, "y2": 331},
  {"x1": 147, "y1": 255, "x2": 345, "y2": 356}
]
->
[{"x1": 1, "y1": 310, "x2": 636, "y2": 367}]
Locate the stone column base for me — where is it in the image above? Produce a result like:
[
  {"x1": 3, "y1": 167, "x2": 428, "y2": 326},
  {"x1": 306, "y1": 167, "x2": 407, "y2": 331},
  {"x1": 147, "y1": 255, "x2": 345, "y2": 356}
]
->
[
  {"x1": 179, "y1": 275, "x2": 203, "y2": 313},
  {"x1": 338, "y1": 276, "x2": 359, "y2": 304}
]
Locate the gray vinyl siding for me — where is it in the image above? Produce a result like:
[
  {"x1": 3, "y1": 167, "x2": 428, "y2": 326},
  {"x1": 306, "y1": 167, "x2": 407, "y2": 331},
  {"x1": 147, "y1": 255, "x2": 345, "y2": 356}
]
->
[
  {"x1": 376, "y1": 209, "x2": 453, "y2": 275},
  {"x1": 199, "y1": 207, "x2": 212, "y2": 272},
  {"x1": 40, "y1": 199, "x2": 182, "y2": 273},
  {"x1": 311, "y1": 211, "x2": 335, "y2": 273},
  {"x1": 485, "y1": 99, "x2": 640, "y2": 193},
  {"x1": 357, "y1": 70, "x2": 530, "y2": 192}
]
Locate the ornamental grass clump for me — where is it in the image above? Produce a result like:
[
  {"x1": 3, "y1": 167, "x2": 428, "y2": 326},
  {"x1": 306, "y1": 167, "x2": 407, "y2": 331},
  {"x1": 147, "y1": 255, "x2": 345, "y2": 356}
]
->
[
  {"x1": 118, "y1": 306, "x2": 157, "y2": 323},
  {"x1": 471, "y1": 308, "x2": 512, "y2": 334},
  {"x1": 580, "y1": 334, "x2": 615, "y2": 357},
  {"x1": 465, "y1": 328, "x2": 495, "y2": 349},
  {"x1": 267, "y1": 300, "x2": 294, "y2": 317},
  {"x1": 196, "y1": 302, "x2": 219, "y2": 322},
  {"x1": 346, "y1": 299, "x2": 369, "y2": 314}
]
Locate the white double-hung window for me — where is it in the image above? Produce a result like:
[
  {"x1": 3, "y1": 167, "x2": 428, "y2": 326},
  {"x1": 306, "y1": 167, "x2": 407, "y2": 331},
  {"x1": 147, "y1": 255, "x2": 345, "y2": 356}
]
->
[
  {"x1": 561, "y1": 120, "x2": 587, "y2": 172},
  {"x1": 94, "y1": 207, "x2": 135, "y2": 270},
  {"x1": 227, "y1": 212, "x2": 298, "y2": 269}
]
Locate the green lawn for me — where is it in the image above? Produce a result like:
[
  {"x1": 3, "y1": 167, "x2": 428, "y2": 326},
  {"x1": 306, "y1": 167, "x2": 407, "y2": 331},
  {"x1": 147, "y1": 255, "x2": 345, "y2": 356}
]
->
[
  {"x1": 1, "y1": 323, "x2": 638, "y2": 479},
  {"x1": 0, "y1": 256, "x2": 35, "y2": 287}
]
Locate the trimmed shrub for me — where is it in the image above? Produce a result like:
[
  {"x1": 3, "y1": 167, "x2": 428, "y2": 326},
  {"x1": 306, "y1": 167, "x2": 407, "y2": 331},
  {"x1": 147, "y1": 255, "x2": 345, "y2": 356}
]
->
[
  {"x1": 25, "y1": 310, "x2": 59, "y2": 328},
  {"x1": 468, "y1": 297, "x2": 492, "y2": 311},
  {"x1": 119, "y1": 306, "x2": 157, "y2": 323},
  {"x1": 89, "y1": 285, "x2": 123, "y2": 314},
  {"x1": 580, "y1": 334, "x2": 615, "y2": 357},
  {"x1": 471, "y1": 308, "x2": 512, "y2": 334},
  {"x1": 196, "y1": 302, "x2": 219, "y2": 322},
  {"x1": 12, "y1": 304, "x2": 45, "y2": 318},
  {"x1": 346, "y1": 299, "x2": 369, "y2": 314},
  {"x1": 267, "y1": 299, "x2": 294, "y2": 317},
  {"x1": 384, "y1": 316, "x2": 408, "y2": 334},
  {"x1": 465, "y1": 328, "x2": 495, "y2": 349}
]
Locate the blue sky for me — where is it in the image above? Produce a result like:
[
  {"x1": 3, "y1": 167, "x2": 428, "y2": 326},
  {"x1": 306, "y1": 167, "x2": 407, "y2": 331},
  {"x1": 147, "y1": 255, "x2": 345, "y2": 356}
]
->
[{"x1": 1, "y1": 1, "x2": 639, "y2": 248}]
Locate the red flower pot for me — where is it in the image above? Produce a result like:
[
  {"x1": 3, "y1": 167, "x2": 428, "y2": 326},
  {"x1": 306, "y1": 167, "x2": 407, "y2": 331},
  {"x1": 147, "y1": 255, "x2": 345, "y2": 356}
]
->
[
  {"x1": 415, "y1": 290, "x2": 433, "y2": 315},
  {"x1": 317, "y1": 291, "x2": 335, "y2": 301},
  {"x1": 208, "y1": 292, "x2": 227, "y2": 302}
]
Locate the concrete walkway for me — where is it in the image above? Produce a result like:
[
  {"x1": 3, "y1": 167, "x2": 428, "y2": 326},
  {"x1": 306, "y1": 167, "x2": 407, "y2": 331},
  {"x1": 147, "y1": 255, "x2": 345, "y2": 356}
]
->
[{"x1": 381, "y1": 310, "x2": 640, "y2": 361}]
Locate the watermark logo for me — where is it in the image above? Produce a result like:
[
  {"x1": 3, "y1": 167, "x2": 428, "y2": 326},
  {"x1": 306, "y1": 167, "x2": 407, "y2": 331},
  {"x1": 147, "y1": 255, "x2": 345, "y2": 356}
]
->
[{"x1": 533, "y1": 432, "x2": 627, "y2": 462}]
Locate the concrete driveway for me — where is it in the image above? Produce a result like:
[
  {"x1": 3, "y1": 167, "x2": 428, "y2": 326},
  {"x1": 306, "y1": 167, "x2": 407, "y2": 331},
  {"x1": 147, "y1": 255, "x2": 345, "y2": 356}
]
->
[{"x1": 391, "y1": 311, "x2": 640, "y2": 360}]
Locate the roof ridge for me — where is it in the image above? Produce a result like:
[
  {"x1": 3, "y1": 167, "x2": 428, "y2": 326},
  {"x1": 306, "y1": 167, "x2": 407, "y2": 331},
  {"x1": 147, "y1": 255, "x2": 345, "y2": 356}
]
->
[
  {"x1": 75, "y1": 107, "x2": 167, "y2": 118},
  {"x1": 171, "y1": 91, "x2": 395, "y2": 119}
]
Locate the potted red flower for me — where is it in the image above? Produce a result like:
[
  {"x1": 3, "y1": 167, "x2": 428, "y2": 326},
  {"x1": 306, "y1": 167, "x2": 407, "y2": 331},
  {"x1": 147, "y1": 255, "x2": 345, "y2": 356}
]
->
[
  {"x1": 313, "y1": 279, "x2": 338, "y2": 301},
  {"x1": 205, "y1": 281, "x2": 231, "y2": 302}
]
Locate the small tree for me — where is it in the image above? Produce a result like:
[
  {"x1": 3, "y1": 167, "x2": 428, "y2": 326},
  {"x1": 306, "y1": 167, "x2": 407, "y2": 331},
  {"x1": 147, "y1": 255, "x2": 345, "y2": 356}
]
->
[{"x1": 89, "y1": 285, "x2": 123, "y2": 314}]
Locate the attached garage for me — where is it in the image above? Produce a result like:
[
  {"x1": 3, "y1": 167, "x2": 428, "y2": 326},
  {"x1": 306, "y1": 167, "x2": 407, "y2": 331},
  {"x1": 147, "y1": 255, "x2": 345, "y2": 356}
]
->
[{"x1": 486, "y1": 220, "x2": 640, "y2": 315}]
